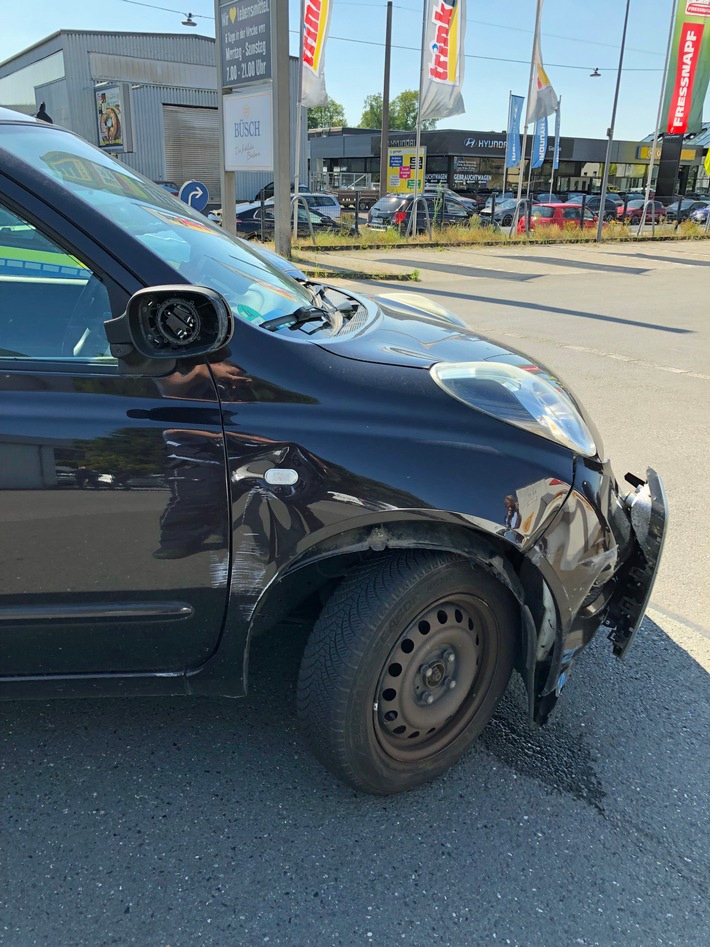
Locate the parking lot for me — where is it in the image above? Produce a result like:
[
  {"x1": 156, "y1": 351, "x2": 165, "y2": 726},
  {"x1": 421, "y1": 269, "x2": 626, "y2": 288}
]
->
[{"x1": 2, "y1": 240, "x2": 709, "y2": 947}]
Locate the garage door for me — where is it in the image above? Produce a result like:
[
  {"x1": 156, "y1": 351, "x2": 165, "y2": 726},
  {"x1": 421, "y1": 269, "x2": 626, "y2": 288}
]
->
[{"x1": 162, "y1": 105, "x2": 220, "y2": 204}]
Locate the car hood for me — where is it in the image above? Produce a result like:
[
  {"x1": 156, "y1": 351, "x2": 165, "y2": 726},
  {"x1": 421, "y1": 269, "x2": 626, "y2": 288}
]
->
[{"x1": 315, "y1": 292, "x2": 526, "y2": 368}]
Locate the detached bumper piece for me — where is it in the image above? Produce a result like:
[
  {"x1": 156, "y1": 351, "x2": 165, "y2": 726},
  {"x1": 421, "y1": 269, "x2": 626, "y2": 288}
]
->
[{"x1": 605, "y1": 468, "x2": 668, "y2": 659}]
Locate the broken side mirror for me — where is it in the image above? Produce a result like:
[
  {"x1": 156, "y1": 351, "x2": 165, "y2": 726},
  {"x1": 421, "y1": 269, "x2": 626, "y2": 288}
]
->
[{"x1": 104, "y1": 285, "x2": 234, "y2": 375}]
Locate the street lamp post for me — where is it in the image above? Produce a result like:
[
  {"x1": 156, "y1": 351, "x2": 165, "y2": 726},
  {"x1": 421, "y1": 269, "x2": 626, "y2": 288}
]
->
[{"x1": 596, "y1": 0, "x2": 631, "y2": 242}]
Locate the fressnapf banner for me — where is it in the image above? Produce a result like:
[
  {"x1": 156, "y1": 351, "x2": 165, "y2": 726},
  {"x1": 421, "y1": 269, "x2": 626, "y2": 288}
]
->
[
  {"x1": 419, "y1": 0, "x2": 466, "y2": 123},
  {"x1": 526, "y1": 0, "x2": 558, "y2": 124},
  {"x1": 663, "y1": 0, "x2": 710, "y2": 135},
  {"x1": 301, "y1": 0, "x2": 333, "y2": 108}
]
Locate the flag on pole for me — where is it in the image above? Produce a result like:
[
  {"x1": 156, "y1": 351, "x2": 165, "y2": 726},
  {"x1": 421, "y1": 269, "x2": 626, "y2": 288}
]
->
[
  {"x1": 531, "y1": 117, "x2": 548, "y2": 169},
  {"x1": 419, "y1": 0, "x2": 467, "y2": 122},
  {"x1": 662, "y1": 0, "x2": 710, "y2": 136},
  {"x1": 301, "y1": 0, "x2": 334, "y2": 108},
  {"x1": 552, "y1": 97, "x2": 561, "y2": 170},
  {"x1": 505, "y1": 94, "x2": 525, "y2": 168},
  {"x1": 526, "y1": 0, "x2": 559, "y2": 124}
]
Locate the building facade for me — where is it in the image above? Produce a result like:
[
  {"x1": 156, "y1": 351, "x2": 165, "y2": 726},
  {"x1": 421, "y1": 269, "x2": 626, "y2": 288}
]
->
[{"x1": 0, "y1": 30, "x2": 306, "y2": 204}]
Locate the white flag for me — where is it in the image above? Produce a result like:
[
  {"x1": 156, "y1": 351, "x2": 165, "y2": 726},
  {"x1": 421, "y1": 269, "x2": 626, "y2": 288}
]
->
[
  {"x1": 526, "y1": 0, "x2": 558, "y2": 124},
  {"x1": 301, "y1": 0, "x2": 333, "y2": 108}
]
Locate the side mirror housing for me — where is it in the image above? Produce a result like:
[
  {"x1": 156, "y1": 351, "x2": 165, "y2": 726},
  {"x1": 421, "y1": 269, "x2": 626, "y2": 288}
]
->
[{"x1": 105, "y1": 285, "x2": 234, "y2": 375}]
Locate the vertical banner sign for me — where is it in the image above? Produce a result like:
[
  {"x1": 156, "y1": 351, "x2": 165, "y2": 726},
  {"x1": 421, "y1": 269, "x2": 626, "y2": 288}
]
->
[
  {"x1": 531, "y1": 116, "x2": 547, "y2": 169},
  {"x1": 301, "y1": 0, "x2": 333, "y2": 107},
  {"x1": 526, "y1": 0, "x2": 559, "y2": 123},
  {"x1": 505, "y1": 94, "x2": 524, "y2": 167},
  {"x1": 420, "y1": 0, "x2": 467, "y2": 122},
  {"x1": 552, "y1": 99, "x2": 561, "y2": 170},
  {"x1": 663, "y1": 0, "x2": 710, "y2": 135}
]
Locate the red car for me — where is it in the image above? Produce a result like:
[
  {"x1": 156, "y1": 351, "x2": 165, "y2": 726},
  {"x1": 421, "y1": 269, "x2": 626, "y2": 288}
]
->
[
  {"x1": 617, "y1": 200, "x2": 667, "y2": 224},
  {"x1": 517, "y1": 202, "x2": 597, "y2": 233}
]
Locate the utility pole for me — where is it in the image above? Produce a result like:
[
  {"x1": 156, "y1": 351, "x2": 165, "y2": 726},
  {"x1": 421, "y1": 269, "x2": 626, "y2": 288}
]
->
[
  {"x1": 271, "y1": 1, "x2": 291, "y2": 257},
  {"x1": 596, "y1": 0, "x2": 630, "y2": 242},
  {"x1": 379, "y1": 1, "x2": 393, "y2": 198}
]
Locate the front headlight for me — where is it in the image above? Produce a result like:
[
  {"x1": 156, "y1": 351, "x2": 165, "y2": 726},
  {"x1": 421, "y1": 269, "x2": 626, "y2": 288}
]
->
[{"x1": 431, "y1": 361, "x2": 597, "y2": 457}]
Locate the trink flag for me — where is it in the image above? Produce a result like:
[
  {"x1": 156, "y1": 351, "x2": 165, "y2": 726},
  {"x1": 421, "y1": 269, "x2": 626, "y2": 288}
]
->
[
  {"x1": 531, "y1": 117, "x2": 548, "y2": 169},
  {"x1": 526, "y1": 0, "x2": 559, "y2": 124},
  {"x1": 662, "y1": 0, "x2": 710, "y2": 136},
  {"x1": 552, "y1": 98, "x2": 561, "y2": 170},
  {"x1": 301, "y1": 0, "x2": 334, "y2": 108},
  {"x1": 505, "y1": 94, "x2": 525, "y2": 168},
  {"x1": 419, "y1": 0, "x2": 467, "y2": 122}
]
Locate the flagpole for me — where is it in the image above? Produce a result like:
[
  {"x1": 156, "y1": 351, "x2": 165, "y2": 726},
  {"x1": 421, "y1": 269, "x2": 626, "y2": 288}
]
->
[
  {"x1": 413, "y1": 1, "x2": 428, "y2": 235},
  {"x1": 638, "y1": 0, "x2": 678, "y2": 236},
  {"x1": 502, "y1": 91, "x2": 512, "y2": 197},
  {"x1": 293, "y1": 0, "x2": 305, "y2": 238},
  {"x1": 513, "y1": 0, "x2": 544, "y2": 236},
  {"x1": 596, "y1": 0, "x2": 630, "y2": 242},
  {"x1": 549, "y1": 96, "x2": 559, "y2": 198}
]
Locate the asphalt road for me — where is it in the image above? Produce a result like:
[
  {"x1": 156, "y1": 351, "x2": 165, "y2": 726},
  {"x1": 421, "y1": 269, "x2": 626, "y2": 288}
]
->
[{"x1": 2, "y1": 241, "x2": 708, "y2": 947}]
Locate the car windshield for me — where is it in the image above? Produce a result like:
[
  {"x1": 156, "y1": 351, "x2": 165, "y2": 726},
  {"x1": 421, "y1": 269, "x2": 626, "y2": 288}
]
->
[
  {"x1": 1, "y1": 122, "x2": 313, "y2": 327},
  {"x1": 372, "y1": 197, "x2": 404, "y2": 212}
]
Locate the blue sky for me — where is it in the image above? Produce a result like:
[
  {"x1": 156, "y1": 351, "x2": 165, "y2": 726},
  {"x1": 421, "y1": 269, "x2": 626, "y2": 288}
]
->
[{"x1": 1, "y1": 0, "x2": 707, "y2": 142}]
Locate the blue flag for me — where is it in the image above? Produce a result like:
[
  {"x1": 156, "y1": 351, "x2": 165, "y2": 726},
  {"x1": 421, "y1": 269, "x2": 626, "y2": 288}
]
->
[
  {"x1": 552, "y1": 99, "x2": 561, "y2": 170},
  {"x1": 505, "y1": 94, "x2": 524, "y2": 168},
  {"x1": 531, "y1": 116, "x2": 548, "y2": 170}
]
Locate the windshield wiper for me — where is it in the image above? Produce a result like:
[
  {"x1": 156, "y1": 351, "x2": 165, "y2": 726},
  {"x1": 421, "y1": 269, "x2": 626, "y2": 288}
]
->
[{"x1": 261, "y1": 305, "x2": 335, "y2": 332}]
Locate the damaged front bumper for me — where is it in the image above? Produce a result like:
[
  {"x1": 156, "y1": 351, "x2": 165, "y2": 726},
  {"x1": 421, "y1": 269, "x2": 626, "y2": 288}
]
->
[{"x1": 525, "y1": 461, "x2": 668, "y2": 725}]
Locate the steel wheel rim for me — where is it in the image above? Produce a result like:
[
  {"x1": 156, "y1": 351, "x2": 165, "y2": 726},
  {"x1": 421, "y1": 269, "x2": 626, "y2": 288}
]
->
[{"x1": 373, "y1": 594, "x2": 498, "y2": 762}]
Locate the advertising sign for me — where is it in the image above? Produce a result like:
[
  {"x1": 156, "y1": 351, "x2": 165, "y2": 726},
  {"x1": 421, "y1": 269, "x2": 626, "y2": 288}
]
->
[
  {"x1": 387, "y1": 147, "x2": 426, "y2": 193},
  {"x1": 95, "y1": 84, "x2": 133, "y2": 152},
  {"x1": 419, "y1": 0, "x2": 466, "y2": 122},
  {"x1": 505, "y1": 94, "x2": 524, "y2": 168},
  {"x1": 662, "y1": 0, "x2": 710, "y2": 135},
  {"x1": 223, "y1": 89, "x2": 273, "y2": 172},
  {"x1": 218, "y1": 0, "x2": 271, "y2": 88},
  {"x1": 531, "y1": 117, "x2": 548, "y2": 169},
  {"x1": 301, "y1": 0, "x2": 333, "y2": 107}
]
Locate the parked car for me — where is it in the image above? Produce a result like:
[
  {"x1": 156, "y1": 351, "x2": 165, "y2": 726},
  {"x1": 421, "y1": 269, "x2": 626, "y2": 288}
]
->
[
  {"x1": 664, "y1": 199, "x2": 710, "y2": 222},
  {"x1": 517, "y1": 202, "x2": 597, "y2": 232},
  {"x1": 423, "y1": 185, "x2": 478, "y2": 213},
  {"x1": 153, "y1": 180, "x2": 180, "y2": 197},
  {"x1": 0, "y1": 108, "x2": 667, "y2": 795},
  {"x1": 532, "y1": 192, "x2": 560, "y2": 203},
  {"x1": 690, "y1": 205, "x2": 710, "y2": 225},
  {"x1": 568, "y1": 194, "x2": 621, "y2": 221},
  {"x1": 478, "y1": 197, "x2": 531, "y2": 227},
  {"x1": 251, "y1": 181, "x2": 309, "y2": 200},
  {"x1": 210, "y1": 200, "x2": 338, "y2": 239},
  {"x1": 617, "y1": 200, "x2": 667, "y2": 223},
  {"x1": 293, "y1": 192, "x2": 342, "y2": 220},
  {"x1": 367, "y1": 193, "x2": 474, "y2": 232}
]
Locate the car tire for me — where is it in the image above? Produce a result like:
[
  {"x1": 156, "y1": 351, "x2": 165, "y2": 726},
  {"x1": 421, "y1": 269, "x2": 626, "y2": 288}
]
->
[
  {"x1": 603, "y1": 212, "x2": 615, "y2": 222},
  {"x1": 297, "y1": 550, "x2": 517, "y2": 794},
  {"x1": 502, "y1": 215, "x2": 513, "y2": 226}
]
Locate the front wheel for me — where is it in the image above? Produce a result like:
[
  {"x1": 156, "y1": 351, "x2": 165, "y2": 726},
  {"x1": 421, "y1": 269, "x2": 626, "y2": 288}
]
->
[
  {"x1": 502, "y1": 215, "x2": 513, "y2": 226},
  {"x1": 297, "y1": 551, "x2": 517, "y2": 794}
]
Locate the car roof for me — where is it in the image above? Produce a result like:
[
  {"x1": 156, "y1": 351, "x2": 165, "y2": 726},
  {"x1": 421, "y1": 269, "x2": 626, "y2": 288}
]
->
[
  {"x1": 0, "y1": 107, "x2": 39, "y2": 124},
  {"x1": 531, "y1": 202, "x2": 583, "y2": 208}
]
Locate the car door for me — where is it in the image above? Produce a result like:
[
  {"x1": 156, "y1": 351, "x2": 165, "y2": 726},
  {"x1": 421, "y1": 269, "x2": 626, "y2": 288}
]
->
[{"x1": 0, "y1": 195, "x2": 231, "y2": 678}]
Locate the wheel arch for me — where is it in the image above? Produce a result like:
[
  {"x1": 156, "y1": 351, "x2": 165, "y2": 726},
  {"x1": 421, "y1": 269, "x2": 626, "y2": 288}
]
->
[{"x1": 243, "y1": 516, "x2": 539, "y2": 686}]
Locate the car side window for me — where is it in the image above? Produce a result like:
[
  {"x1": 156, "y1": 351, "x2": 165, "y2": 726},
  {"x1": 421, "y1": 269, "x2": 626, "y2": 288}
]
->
[
  {"x1": 0, "y1": 204, "x2": 113, "y2": 360},
  {"x1": 562, "y1": 208, "x2": 581, "y2": 220},
  {"x1": 445, "y1": 200, "x2": 468, "y2": 218}
]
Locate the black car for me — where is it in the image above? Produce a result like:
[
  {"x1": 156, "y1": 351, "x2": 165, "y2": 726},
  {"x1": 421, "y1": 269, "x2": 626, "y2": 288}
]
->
[
  {"x1": 210, "y1": 201, "x2": 338, "y2": 239},
  {"x1": 368, "y1": 193, "x2": 474, "y2": 233},
  {"x1": 664, "y1": 199, "x2": 710, "y2": 222},
  {"x1": 568, "y1": 194, "x2": 621, "y2": 221},
  {"x1": 0, "y1": 109, "x2": 667, "y2": 795}
]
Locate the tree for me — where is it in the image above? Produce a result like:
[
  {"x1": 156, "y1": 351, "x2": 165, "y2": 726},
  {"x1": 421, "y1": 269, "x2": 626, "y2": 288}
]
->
[
  {"x1": 358, "y1": 90, "x2": 437, "y2": 131},
  {"x1": 307, "y1": 98, "x2": 347, "y2": 130}
]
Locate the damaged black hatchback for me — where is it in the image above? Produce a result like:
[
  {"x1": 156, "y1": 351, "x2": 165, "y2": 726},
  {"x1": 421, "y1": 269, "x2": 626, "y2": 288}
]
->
[{"x1": 0, "y1": 110, "x2": 667, "y2": 794}]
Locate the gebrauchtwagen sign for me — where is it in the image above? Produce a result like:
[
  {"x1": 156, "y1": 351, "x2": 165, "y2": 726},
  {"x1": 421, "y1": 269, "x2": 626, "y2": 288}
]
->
[{"x1": 219, "y1": 1, "x2": 271, "y2": 88}]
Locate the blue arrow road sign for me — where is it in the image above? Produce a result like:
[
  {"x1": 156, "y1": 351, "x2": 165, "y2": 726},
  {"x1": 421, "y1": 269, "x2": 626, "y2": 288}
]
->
[{"x1": 178, "y1": 180, "x2": 209, "y2": 211}]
